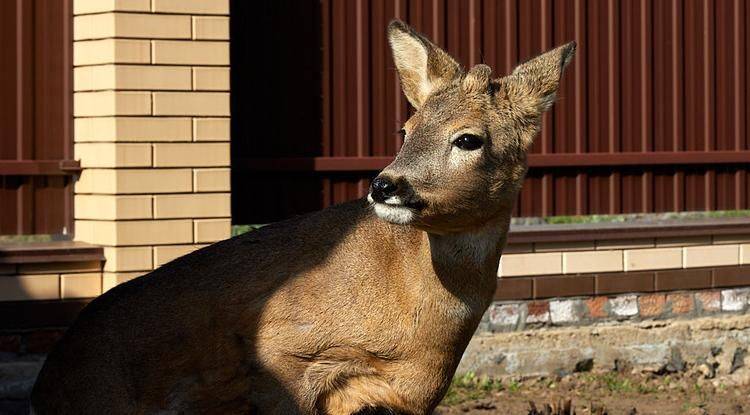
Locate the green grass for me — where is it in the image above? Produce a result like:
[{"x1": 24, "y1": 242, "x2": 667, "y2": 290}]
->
[
  {"x1": 507, "y1": 379, "x2": 522, "y2": 393},
  {"x1": 636, "y1": 383, "x2": 657, "y2": 395},
  {"x1": 231, "y1": 224, "x2": 265, "y2": 237},
  {"x1": 598, "y1": 373, "x2": 634, "y2": 393},
  {"x1": 513, "y1": 209, "x2": 750, "y2": 226},
  {"x1": 441, "y1": 372, "x2": 506, "y2": 405},
  {"x1": 0, "y1": 234, "x2": 56, "y2": 244},
  {"x1": 439, "y1": 372, "x2": 704, "y2": 408},
  {"x1": 441, "y1": 372, "x2": 643, "y2": 406}
]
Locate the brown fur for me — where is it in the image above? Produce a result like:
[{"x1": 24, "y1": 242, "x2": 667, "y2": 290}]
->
[{"x1": 31, "y1": 21, "x2": 574, "y2": 415}]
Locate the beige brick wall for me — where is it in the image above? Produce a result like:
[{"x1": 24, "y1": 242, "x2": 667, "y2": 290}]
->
[
  {"x1": 563, "y1": 250, "x2": 623, "y2": 274},
  {"x1": 0, "y1": 275, "x2": 61, "y2": 302},
  {"x1": 499, "y1": 235, "x2": 750, "y2": 278},
  {"x1": 0, "y1": 262, "x2": 104, "y2": 302},
  {"x1": 624, "y1": 247, "x2": 682, "y2": 272},
  {"x1": 73, "y1": 0, "x2": 231, "y2": 293}
]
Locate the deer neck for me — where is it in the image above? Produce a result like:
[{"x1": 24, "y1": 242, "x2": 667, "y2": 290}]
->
[{"x1": 416, "y1": 216, "x2": 510, "y2": 309}]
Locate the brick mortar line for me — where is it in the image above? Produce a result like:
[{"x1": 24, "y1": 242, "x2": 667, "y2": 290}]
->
[
  {"x1": 73, "y1": 64, "x2": 195, "y2": 68},
  {"x1": 188, "y1": 113, "x2": 196, "y2": 141},
  {"x1": 188, "y1": 10, "x2": 194, "y2": 39},
  {"x1": 76, "y1": 37, "x2": 199, "y2": 42},
  {"x1": 73, "y1": 115, "x2": 230, "y2": 118},
  {"x1": 73, "y1": 63, "x2": 229, "y2": 68},
  {"x1": 74, "y1": 89, "x2": 229, "y2": 92},
  {"x1": 75, "y1": 142, "x2": 228, "y2": 144},
  {"x1": 73, "y1": 11, "x2": 229, "y2": 18},
  {"x1": 75, "y1": 217, "x2": 230, "y2": 221},
  {"x1": 75, "y1": 36, "x2": 228, "y2": 42},
  {"x1": 73, "y1": 166, "x2": 223, "y2": 170},
  {"x1": 75, "y1": 194, "x2": 231, "y2": 198},
  {"x1": 74, "y1": 218, "x2": 231, "y2": 223},
  {"x1": 72, "y1": 115, "x2": 231, "y2": 119},
  {"x1": 74, "y1": 167, "x2": 231, "y2": 171},
  {"x1": 74, "y1": 91, "x2": 229, "y2": 95},
  {"x1": 68, "y1": 243, "x2": 223, "y2": 249},
  {"x1": 74, "y1": 193, "x2": 230, "y2": 198},
  {"x1": 75, "y1": 166, "x2": 229, "y2": 170},
  {"x1": 81, "y1": 142, "x2": 229, "y2": 146}
]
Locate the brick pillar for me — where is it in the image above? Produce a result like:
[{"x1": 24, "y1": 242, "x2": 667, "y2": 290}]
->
[{"x1": 73, "y1": 0, "x2": 231, "y2": 291}]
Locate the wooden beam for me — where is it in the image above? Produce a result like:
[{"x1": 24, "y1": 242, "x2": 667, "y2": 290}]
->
[
  {"x1": 234, "y1": 151, "x2": 750, "y2": 172},
  {"x1": 0, "y1": 160, "x2": 81, "y2": 175}
]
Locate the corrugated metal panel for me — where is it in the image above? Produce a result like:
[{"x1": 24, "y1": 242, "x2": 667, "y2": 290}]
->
[
  {"x1": 0, "y1": 0, "x2": 74, "y2": 236},
  {"x1": 231, "y1": 0, "x2": 750, "y2": 224}
]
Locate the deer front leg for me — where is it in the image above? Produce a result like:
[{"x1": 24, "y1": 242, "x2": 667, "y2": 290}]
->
[
  {"x1": 351, "y1": 405, "x2": 400, "y2": 415},
  {"x1": 318, "y1": 375, "x2": 407, "y2": 415}
]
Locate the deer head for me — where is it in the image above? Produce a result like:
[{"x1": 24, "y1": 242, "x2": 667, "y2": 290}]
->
[{"x1": 369, "y1": 20, "x2": 575, "y2": 234}]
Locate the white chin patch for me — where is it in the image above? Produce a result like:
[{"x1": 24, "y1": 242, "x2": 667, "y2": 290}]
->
[{"x1": 373, "y1": 203, "x2": 414, "y2": 224}]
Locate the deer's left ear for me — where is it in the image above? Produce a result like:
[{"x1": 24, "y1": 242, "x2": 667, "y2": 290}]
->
[
  {"x1": 388, "y1": 20, "x2": 462, "y2": 109},
  {"x1": 500, "y1": 42, "x2": 576, "y2": 114}
]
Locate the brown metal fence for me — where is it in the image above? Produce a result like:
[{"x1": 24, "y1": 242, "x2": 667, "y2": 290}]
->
[
  {"x1": 231, "y1": 0, "x2": 750, "y2": 224},
  {"x1": 0, "y1": 0, "x2": 76, "y2": 236}
]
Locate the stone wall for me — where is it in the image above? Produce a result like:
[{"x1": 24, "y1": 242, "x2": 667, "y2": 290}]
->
[
  {"x1": 483, "y1": 287, "x2": 750, "y2": 332},
  {"x1": 462, "y1": 287, "x2": 750, "y2": 383},
  {"x1": 461, "y1": 313, "x2": 750, "y2": 387}
]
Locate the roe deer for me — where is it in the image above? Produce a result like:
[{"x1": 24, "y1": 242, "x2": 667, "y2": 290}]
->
[{"x1": 31, "y1": 20, "x2": 574, "y2": 415}]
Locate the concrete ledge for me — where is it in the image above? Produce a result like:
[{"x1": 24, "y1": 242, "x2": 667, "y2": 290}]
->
[{"x1": 507, "y1": 218, "x2": 750, "y2": 245}]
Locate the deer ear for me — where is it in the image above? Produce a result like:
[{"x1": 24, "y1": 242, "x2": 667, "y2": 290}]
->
[
  {"x1": 388, "y1": 20, "x2": 461, "y2": 109},
  {"x1": 502, "y1": 42, "x2": 576, "y2": 114}
]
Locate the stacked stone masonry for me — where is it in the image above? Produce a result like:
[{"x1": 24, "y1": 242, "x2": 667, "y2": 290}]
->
[
  {"x1": 71, "y1": 0, "x2": 231, "y2": 296},
  {"x1": 483, "y1": 287, "x2": 750, "y2": 333}
]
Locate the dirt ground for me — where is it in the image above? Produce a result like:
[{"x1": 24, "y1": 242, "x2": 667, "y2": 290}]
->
[{"x1": 435, "y1": 372, "x2": 750, "y2": 415}]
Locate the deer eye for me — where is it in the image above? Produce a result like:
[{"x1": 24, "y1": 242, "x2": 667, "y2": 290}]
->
[{"x1": 452, "y1": 134, "x2": 483, "y2": 151}]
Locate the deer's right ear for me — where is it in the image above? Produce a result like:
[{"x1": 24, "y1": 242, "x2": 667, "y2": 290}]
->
[
  {"x1": 388, "y1": 20, "x2": 461, "y2": 109},
  {"x1": 500, "y1": 42, "x2": 576, "y2": 115}
]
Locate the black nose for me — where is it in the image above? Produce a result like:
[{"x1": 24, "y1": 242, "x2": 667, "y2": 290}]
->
[{"x1": 370, "y1": 176, "x2": 398, "y2": 203}]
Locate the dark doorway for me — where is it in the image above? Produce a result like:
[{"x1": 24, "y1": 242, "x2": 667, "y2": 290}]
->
[{"x1": 230, "y1": 0, "x2": 324, "y2": 224}]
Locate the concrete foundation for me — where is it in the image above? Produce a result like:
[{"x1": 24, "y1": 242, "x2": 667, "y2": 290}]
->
[{"x1": 460, "y1": 313, "x2": 750, "y2": 386}]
